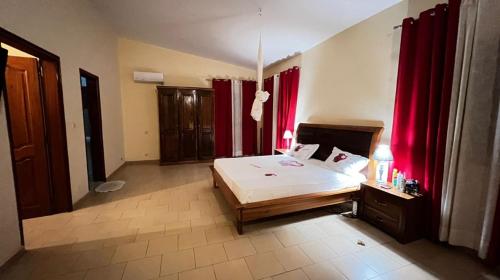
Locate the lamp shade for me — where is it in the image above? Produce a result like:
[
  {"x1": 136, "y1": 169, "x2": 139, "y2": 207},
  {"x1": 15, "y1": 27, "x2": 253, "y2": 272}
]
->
[
  {"x1": 373, "y1": 144, "x2": 393, "y2": 161},
  {"x1": 283, "y1": 130, "x2": 293, "y2": 140}
]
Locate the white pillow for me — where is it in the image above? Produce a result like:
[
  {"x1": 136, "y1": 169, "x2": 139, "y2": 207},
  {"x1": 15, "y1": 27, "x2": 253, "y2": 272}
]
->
[
  {"x1": 287, "y1": 143, "x2": 319, "y2": 160},
  {"x1": 323, "y1": 147, "x2": 369, "y2": 176}
]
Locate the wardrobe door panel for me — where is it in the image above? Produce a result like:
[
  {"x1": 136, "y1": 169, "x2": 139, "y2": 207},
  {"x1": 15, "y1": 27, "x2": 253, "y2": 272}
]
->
[
  {"x1": 179, "y1": 89, "x2": 197, "y2": 161},
  {"x1": 158, "y1": 88, "x2": 179, "y2": 163},
  {"x1": 197, "y1": 90, "x2": 214, "y2": 160}
]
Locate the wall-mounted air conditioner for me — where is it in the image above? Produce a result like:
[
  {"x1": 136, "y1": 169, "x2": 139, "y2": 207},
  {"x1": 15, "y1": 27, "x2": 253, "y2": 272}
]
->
[{"x1": 133, "y1": 71, "x2": 164, "y2": 83}]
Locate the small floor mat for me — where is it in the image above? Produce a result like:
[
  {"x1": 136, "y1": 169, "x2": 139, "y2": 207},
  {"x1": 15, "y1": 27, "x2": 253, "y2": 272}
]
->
[{"x1": 94, "y1": 180, "x2": 125, "y2": 192}]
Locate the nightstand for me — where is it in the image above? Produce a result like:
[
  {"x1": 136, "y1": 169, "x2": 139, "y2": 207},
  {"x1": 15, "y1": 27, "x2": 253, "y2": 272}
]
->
[
  {"x1": 359, "y1": 180, "x2": 423, "y2": 243},
  {"x1": 274, "y1": 149, "x2": 289, "y2": 155}
]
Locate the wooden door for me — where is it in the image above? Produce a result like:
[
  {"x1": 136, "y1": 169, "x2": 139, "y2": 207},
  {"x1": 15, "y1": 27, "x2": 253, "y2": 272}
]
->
[
  {"x1": 5, "y1": 56, "x2": 51, "y2": 219},
  {"x1": 178, "y1": 89, "x2": 197, "y2": 161},
  {"x1": 158, "y1": 88, "x2": 179, "y2": 163},
  {"x1": 41, "y1": 60, "x2": 72, "y2": 212},
  {"x1": 197, "y1": 90, "x2": 214, "y2": 160}
]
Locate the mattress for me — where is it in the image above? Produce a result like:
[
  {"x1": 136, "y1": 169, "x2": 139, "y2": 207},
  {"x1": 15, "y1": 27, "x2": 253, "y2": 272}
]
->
[{"x1": 214, "y1": 155, "x2": 364, "y2": 204}]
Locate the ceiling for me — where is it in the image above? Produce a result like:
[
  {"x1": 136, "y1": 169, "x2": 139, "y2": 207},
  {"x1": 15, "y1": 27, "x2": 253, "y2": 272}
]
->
[{"x1": 90, "y1": 0, "x2": 401, "y2": 68}]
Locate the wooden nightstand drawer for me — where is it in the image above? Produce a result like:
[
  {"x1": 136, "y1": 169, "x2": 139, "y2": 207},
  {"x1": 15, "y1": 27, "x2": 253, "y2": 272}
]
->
[
  {"x1": 364, "y1": 187, "x2": 402, "y2": 220},
  {"x1": 364, "y1": 205, "x2": 400, "y2": 235},
  {"x1": 360, "y1": 180, "x2": 423, "y2": 243}
]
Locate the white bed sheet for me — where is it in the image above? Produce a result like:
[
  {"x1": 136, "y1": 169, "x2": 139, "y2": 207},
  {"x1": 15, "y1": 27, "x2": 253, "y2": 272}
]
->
[{"x1": 214, "y1": 155, "x2": 363, "y2": 204}]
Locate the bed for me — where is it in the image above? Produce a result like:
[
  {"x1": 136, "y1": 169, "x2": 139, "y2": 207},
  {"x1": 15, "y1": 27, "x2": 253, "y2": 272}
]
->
[{"x1": 212, "y1": 123, "x2": 383, "y2": 234}]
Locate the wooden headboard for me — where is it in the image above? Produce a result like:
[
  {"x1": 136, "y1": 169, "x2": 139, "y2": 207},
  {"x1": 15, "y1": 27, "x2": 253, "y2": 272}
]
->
[{"x1": 296, "y1": 123, "x2": 383, "y2": 177}]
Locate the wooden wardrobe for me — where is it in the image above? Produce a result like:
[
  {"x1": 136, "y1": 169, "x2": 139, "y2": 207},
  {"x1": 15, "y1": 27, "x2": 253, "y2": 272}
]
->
[{"x1": 157, "y1": 86, "x2": 214, "y2": 164}]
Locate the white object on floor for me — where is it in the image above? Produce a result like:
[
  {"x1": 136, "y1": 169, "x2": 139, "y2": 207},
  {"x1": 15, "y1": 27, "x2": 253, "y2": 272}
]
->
[{"x1": 94, "y1": 180, "x2": 125, "y2": 192}]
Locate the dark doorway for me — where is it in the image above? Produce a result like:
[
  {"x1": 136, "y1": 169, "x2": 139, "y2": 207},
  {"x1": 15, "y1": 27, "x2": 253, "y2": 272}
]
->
[
  {"x1": 0, "y1": 27, "x2": 72, "y2": 230},
  {"x1": 80, "y1": 69, "x2": 106, "y2": 189}
]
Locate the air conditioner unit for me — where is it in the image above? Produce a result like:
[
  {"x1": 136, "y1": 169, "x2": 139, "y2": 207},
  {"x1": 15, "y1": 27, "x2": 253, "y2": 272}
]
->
[{"x1": 133, "y1": 71, "x2": 164, "y2": 83}]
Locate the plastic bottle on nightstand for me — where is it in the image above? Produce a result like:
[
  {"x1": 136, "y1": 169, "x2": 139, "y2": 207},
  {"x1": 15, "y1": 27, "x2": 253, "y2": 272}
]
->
[
  {"x1": 397, "y1": 172, "x2": 406, "y2": 192},
  {"x1": 392, "y1": 169, "x2": 398, "y2": 186}
]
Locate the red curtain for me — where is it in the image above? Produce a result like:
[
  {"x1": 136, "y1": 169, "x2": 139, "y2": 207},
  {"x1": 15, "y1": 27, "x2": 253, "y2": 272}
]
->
[
  {"x1": 390, "y1": 2, "x2": 460, "y2": 239},
  {"x1": 242, "y1": 80, "x2": 257, "y2": 155},
  {"x1": 276, "y1": 67, "x2": 300, "y2": 149},
  {"x1": 262, "y1": 77, "x2": 274, "y2": 155},
  {"x1": 213, "y1": 79, "x2": 232, "y2": 158}
]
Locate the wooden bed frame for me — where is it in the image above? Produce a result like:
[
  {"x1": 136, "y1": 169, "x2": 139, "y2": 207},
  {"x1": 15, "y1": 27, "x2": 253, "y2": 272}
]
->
[{"x1": 212, "y1": 123, "x2": 383, "y2": 234}]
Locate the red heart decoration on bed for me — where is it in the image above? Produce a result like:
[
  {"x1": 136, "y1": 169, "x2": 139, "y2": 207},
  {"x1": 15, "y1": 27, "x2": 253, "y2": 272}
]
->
[
  {"x1": 294, "y1": 144, "x2": 304, "y2": 152},
  {"x1": 333, "y1": 153, "x2": 348, "y2": 162}
]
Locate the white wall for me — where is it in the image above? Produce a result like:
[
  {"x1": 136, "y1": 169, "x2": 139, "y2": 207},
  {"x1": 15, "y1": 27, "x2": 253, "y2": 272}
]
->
[
  {"x1": 0, "y1": 0, "x2": 125, "y2": 203},
  {"x1": 0, "y1": 100, "x2": 21, "y2": 266}
]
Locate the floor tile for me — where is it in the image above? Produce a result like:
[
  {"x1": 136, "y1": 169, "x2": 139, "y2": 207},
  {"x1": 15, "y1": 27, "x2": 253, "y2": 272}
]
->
[
  {"x1": 224, "y1": 238, "x2": 257, "y2": 260},
  {"x1": 250, "y1": 233, "x2": 284, "y2": 253},
  {"x1": 17, "y1": 163, "x2": 495, "y2": 280},
  {"x1": 245, "y1": 252, "x2": 286, "y2": 279},
  {"x1": 323, "y1": 235, "x2": 364, "y2": 256},
  {"x1": 373, "y1": 264, "x2": 439, "y2": 280},
  {"x1": 84, "y1": 263, "x2": 126, "y2": 280},
  {"x1": 42, "y1": 271, "x2": 86, "y2": 280},
  {"x1": 205, "y1": 226, "x2": 234, "y2": 244},
  {"x1": 272, "y1": 269, "x2": 309, "y2": 280},
  {"x1": 194, "y1": 243, "x2": 227, "y2": 267},
  {"x1": 213, "y1": 259, "x2": 253, "y2": 280},
  {"x1": 178, "y1": 231, "x2": 206, "y2": 249},
  {"x1": 122, "y1": 255, "x2": 161, "y2": 280},
  {"x1": 299, "y1": 241, "x2": 338, "y2": 263},
  {"x1": 165, "y1": 221, "x2": 191, "y2": 236},
  {"x1": 137, "y1": 224, "x2": 166, "y2": 241},
  {"x1": 303, "y1": 261, "x2": 347, "y2": 280},
  {"x1": 354, "y1": 246, "x2": 406, "y2": 274},
  {"x1": 274, "y1": 246, "x2": 313, "y2": 271},
  {"x1": 147, "y1": 235, "x2": 178, "y2": 256},
  {"x1": 112, "y1": 241, "x2": 148, "y2": 263},
  {"x1": 161, "y1": 249, "x2": 196, "y2": 275},
  {"x1": 275, "y1": 228, "x2": 310, "y2": 247},
  {"x1": 331, "y1": 254, "x2": 378, "y2": 280},
  {"x1": 72, "y1": 247, "x2": 115, "y2": 271},
  {"x1": 190, "y1": 217, "x2": 216, "y2": 230},
  {"x1": 154, "y1": 274, "x2": 179, "y2": 280},
  {"x1": 178, "y1": 266, "x2": 216, "y2": 280}
]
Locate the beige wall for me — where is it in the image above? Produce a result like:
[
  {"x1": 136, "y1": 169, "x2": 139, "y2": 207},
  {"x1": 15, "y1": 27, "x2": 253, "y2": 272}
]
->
[
  {"x1": 0, "y1": 0, "x2": 125, "y2": 263},
  {"x1": 264, "y1": 54, "x2": 302, "y2": 78},
  {"x1": 0, "y1": 0, "x2": 125, "y2": 205},
  {"x1": 0, "y1": 100, "x2": 21, "y2": 266},
  {"x1": 118, "y1": 38, "x2": 255, "y2": 161},
  {"x1": 263, "y1": 0, "x2": 446, "y2": 144}
]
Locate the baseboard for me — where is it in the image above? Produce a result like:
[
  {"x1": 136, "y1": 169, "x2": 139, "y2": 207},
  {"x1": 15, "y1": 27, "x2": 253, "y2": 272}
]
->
[
  {"x1": 106, "y1": 161, "x2": 128, "y2": 180},
  {"x1": 125, "y1": 159, "x2": 160, "y2": 165},
  {"x1": 72, "y1": 191, "x2": 92, "y2": 210},
  {"x1": 0, "y1": 248, "x2": 25, "y2": 274}
]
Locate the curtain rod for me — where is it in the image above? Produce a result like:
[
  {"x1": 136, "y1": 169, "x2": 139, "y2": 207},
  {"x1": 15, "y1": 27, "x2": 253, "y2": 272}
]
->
[{"x1": 394, "y1": 10, "x2": 437, "y2": 30}]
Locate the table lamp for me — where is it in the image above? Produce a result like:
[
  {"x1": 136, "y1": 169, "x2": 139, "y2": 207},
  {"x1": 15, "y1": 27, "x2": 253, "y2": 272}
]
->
[
  {"x1": 283, "y1": 130, "x2": 293, "y2": 149},
  {"x1": 373, "y1": 144, "x2": 393, "y2": 183}
]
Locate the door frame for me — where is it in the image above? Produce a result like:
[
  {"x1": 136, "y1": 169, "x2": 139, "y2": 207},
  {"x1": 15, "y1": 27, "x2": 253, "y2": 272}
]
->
[
  {"x1": 79, "y1": 69, "x2": 106, "y2": 183},
  {"x1": 0, "y1": 27, "x2": 72, "y2": 244}
]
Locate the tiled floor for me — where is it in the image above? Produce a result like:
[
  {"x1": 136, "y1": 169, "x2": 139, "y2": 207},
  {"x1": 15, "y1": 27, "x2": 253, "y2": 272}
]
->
[{"x1": 1, "y1": 162, "x2": 499, "y2": 280}]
